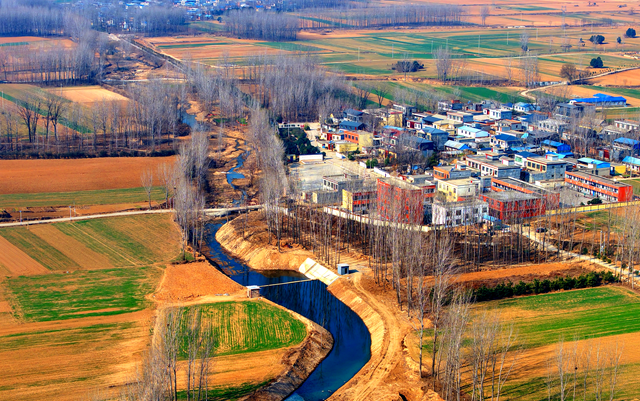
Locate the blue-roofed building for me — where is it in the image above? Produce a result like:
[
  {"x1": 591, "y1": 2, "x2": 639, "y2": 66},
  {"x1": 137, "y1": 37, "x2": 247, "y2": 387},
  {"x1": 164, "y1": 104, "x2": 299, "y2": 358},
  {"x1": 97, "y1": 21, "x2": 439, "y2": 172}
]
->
[
  {"x1": 623, "y1": 156, "x2": 640, "y2": 173},
  {"x1": 612, "y1": 137, "x2": 640, "y2": 161},
  {"x1": 541, "y1": 140, "x2": 570, "y2": 153},
  {"x1": 569, "y1": 93, "x2": 627, "y2": 107},
  {"x1": 458, "y1": 125, "x2": 488, "y2": 139},
  {"x1": 419, "y1": 127, "x2": 449, "y2": 150},
  {"x1": 514, "y1": 102, "x2": 537, "y2": 113},
  {"x1": 613, "y1": 137, "x2": 640, "y2": 150},
  {"x1": 339, "y1": 120, "x2": 365, "y2": 131},
  {"x1": 444, "y1": 140, "x2": 470, "y2": 151},
  {"x1": 514, "y1": 151, "x2": 539, "y2": 167},
  {"x1": 491, "y1": 133, "x2": 523, "y2": 150},
  {"x1": 343, "y1": 108, "x2": 364, "y2": 122}
]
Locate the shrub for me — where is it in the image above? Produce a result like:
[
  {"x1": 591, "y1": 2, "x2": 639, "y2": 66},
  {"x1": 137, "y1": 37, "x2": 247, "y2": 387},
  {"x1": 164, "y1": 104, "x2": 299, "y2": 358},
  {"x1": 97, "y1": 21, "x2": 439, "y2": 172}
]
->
[
  {"x1": 581, "y1": 247, "x2": 588, "y2": 255},
  {"x1": 590, "y1": 57, "x2": 604, "y2": 68}
]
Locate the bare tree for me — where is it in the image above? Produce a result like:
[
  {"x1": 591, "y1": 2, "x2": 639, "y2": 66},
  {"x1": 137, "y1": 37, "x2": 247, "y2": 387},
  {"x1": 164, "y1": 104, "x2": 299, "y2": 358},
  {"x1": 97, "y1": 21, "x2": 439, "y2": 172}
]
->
[
  {"x1": 434, "y1": 47, "x2": 452, "y2": 82},
  {"x1": 480, "y1": 6, "x2": 491, "y2": 26},
  {"x1": 141, "y1": 169, "x2": 154, "y2": 210},
  {"x1": 16, "y1": 94, "x2": 41, "y2": 144}
]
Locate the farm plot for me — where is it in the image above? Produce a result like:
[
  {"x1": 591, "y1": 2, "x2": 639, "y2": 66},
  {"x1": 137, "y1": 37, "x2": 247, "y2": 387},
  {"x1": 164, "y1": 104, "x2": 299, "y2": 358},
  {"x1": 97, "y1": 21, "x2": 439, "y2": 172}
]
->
[
  {"x1": 0, "y1": 214, "x2": 181, "y2": 270},
  {"x1": 5, "y1": 266, "x2": 160, "y2": 322},
  {"x1": 0, "y1": 157, "x2": 175, "y2": 195},
  {"x1": 53, "y1": 214, "x2": 182, "y2": 267},
  {"x1": 0, "y1": 187, "x2": 164, "y2": 209},
  {"x1": 0, "y1": 315, "x2": 152, "y2": 401},
  {"x1": 0, "y1": 227, "x2": 81, "y2": 271},
  {"x1": 482, "y1": 286, "x2": 640, "y2": 400},
  {"x1": 181, "y1": 300, "x2": 307, "y2": 357},
  {"x1": 50, "y1": 85, "x2": 129, "y2": 106}
]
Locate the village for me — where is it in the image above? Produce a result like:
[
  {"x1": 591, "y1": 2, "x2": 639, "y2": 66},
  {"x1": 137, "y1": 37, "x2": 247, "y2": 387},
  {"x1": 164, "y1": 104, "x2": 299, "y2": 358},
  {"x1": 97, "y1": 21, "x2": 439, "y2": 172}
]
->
[{"x1": 289, "y1": 93, "x2": 640, "y2": 230}]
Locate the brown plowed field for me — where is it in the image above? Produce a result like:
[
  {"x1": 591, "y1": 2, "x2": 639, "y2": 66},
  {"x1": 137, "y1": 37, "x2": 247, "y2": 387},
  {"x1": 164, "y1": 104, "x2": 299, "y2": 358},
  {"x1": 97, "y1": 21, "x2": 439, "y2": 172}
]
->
[
  {"x1": 154, "y1": 261, "x2": 245, "y2": 302},
  {"x1": 0, "y1": 310, "x2": 154, "y2": 401},
  {"x1": 49, "y1": 86, "x2": 129, "y2": 106},
  {"x1": 0, "y1": 236, "x2": 49, "y2": 276},
  {"x1": 0, "y1": 157, "x2": 175, "y2": 194},
  {"x1": 28, "y1": 225, "x2": 114, "y2": 270},
  {"x1": 586, "y1": 69, "x2": 640, "y2": 86}
]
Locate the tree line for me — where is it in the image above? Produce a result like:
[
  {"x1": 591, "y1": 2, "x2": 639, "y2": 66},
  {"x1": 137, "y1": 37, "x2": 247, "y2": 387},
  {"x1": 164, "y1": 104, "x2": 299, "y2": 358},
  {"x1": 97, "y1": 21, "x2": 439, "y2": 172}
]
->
[
  {"x1": 298, "y1": 4, "x2": 463, "y2": 29},
  {"x1": 224, "y1": 10, "x2": 299, "y2": 41}
]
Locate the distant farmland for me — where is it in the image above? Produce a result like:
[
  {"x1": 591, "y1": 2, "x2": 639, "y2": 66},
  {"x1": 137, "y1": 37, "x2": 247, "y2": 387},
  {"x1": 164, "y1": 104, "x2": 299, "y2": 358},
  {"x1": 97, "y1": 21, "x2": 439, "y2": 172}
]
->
[{"x1": 485, "y1": 286, "x2": 640, "y2": 400}]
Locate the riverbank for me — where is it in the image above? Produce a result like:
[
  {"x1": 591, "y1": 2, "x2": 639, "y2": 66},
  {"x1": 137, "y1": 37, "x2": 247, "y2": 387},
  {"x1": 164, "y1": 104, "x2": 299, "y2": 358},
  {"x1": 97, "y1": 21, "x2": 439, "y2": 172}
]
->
[
  {"x1": 215, "y1": 213, "x2": 437, "y2": 401},
  {"x1": 152, "y1": 258, "x2": 332, "y2": 401}
]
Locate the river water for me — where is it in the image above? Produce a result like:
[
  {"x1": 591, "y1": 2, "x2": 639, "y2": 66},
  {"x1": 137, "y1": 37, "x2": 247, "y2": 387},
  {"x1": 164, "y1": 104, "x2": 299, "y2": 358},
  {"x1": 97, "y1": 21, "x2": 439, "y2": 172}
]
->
[{"x1": 205, "y1": 224, "x2": 372, "y2": 401}]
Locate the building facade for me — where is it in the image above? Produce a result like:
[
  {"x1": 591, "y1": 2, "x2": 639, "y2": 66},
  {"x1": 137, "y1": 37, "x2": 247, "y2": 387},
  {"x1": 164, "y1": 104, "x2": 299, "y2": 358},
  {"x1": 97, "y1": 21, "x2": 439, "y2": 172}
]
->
[{"x1": 564, "y1": 171, "x2": 633, "y2": 202}]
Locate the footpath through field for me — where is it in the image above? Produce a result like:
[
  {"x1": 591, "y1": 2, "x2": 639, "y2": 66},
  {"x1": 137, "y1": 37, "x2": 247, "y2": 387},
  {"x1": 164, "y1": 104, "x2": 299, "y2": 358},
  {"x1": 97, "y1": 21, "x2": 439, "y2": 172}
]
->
[
  {"x1": 521, "y1": 226, "x2": 640, "y2": 287},
  {"x1": 0, "y1": 206, "x2": 261, "y2": 227}
]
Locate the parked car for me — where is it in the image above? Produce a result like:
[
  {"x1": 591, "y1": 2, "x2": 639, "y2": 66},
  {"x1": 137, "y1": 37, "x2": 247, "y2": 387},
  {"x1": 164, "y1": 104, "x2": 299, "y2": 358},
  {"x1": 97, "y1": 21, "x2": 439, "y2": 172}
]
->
[{"x1": 536, "y1": 227, "x2": 546, "y2": 233}]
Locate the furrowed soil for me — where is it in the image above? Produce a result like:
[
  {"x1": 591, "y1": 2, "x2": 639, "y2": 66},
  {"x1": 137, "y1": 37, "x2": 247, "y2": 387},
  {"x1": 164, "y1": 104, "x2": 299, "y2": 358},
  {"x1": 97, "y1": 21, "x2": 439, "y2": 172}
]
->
[
  {"x1": 0, "y1": 235, "x2": 49, "y2": 276},
  {"x1": 48, "y1": 85, "x2": 129, "y2": 106},
  {"x1": 28, "y1": 224, "x2": 115, "y2": 270},
  {"x1": 0, "y1": 157, "x2": 175, "y2": 195}
]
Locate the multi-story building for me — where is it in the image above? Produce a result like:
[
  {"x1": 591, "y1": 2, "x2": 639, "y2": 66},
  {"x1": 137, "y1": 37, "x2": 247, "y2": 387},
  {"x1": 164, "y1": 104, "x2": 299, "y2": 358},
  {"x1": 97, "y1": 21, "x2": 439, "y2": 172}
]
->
[
  {"x1": 491, "y1": 177, "x2": 560, "y2": 209},
  {"x1": 342, "y1": 187, "x2": 377, "y2": 214},
  {"x1": 564, "y1": 171, "x2": 633, "y2": 202},
  {"x1": 436, "y1": 178, "x2": 482, "y2": 202},
  {"x1": 480, "y1": 191, "x2": 545, "y2": 221},
  {"x1": 322, "y1": 174, "x2": 363, "y2": 192},
  {"x1": 465, "y1": 155, "x2": 521, "y2": 179},
  {"x1": 431, "y1": 199, "x2": 488, "y2": 227},
  {"x1": 377, "y1": 178, "x2": 424, "y2": 224},
  {"x1": 433, "y1": 165, "x2": 474, "y2": 180},
  {"x1": 522, "y1": 156, "x2": 567, "y2": 182}
]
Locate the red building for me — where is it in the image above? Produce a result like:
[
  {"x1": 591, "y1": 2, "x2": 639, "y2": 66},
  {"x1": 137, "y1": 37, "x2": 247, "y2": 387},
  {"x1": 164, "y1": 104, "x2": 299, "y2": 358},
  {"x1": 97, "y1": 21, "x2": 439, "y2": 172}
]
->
[
  {"x1": 377, "y1": 178, "x2": 424, "y2": 224},
  {"x1": 565, "y1": 171, "x2": 633, "y2": 202},
  {"x1": 343, "y1": 130, "x2": 359, "y2": 144},
  {"x1": 480, "y1": 191, "x2": 546, "y2": 221},
  {"x1": 491, "y1": 177, "x2": 561, "y2": 209}
]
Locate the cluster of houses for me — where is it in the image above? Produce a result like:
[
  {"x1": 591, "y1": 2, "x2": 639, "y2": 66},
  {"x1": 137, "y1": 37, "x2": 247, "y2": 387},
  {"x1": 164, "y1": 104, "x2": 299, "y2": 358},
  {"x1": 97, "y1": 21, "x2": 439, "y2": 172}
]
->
[{"x1": 308, "y1": 94, "x2": 639, "y2": 227}]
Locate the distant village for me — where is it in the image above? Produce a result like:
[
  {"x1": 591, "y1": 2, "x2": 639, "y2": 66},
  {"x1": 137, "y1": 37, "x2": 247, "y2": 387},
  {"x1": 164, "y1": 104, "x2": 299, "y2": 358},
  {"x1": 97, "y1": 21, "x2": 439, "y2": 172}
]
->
[{"x1": 291, "y1": 92, "x2": 640, "y2": 228}]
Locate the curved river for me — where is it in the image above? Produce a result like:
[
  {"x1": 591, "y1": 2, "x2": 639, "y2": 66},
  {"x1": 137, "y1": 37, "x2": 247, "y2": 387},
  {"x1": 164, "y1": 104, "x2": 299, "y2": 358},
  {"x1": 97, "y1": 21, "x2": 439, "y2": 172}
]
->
[{"x1": 205, "y1": 223, "x2": 372, "y2": 401}]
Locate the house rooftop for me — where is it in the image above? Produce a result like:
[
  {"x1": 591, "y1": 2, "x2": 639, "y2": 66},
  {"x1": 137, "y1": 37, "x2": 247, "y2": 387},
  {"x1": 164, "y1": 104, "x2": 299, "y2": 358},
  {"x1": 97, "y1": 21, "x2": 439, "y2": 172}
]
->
[
  {"x1": 484, "y1": 191, "x2": 540, "y2": 201},
  {"x1": 614, "y1": 137, "x2": 640, "y2": 146},
  {"x1": 344, "y1": 108, "x2": 363, "y2": 116},
  {"x1": 566, "y1": 171, "x2": 629, "y2": 188}
]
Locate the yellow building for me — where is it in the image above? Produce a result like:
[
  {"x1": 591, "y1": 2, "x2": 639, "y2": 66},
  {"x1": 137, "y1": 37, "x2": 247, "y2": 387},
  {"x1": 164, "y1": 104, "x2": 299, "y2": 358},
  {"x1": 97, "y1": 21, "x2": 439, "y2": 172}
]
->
[{"x1": 436, "y1": 178, "x2": 481, "y2": 202}]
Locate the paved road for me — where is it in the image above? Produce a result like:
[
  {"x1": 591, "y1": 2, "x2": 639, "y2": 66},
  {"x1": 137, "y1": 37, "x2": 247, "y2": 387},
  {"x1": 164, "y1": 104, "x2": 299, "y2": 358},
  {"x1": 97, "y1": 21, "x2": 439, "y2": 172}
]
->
[{"x1": 0, "y1": 206, "x2": 262, "y2": 228}]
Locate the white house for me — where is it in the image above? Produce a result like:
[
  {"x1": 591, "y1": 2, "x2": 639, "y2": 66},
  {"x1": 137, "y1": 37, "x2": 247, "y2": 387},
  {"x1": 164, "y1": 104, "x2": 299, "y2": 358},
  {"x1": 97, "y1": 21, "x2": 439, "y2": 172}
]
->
[
  {"x1": 432, "y1": 200, "x2": 488, "y2": 227},
  {"x1": 457, "y1": 125, "x2": 489, "y2": 139}
]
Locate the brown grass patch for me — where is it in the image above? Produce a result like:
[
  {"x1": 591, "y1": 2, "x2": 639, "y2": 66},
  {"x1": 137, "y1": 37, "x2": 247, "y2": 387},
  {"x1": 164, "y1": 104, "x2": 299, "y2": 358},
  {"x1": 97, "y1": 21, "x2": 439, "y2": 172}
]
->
[
  {"x1": 28, "y1": 225, "x2": 114, "y2": 270},
  {"x1": 0, "y1": 235, "x2": 49, "y2": 276},
  {"x1": 0, "y1": 157, "x2": 175, "y2": 194}
]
